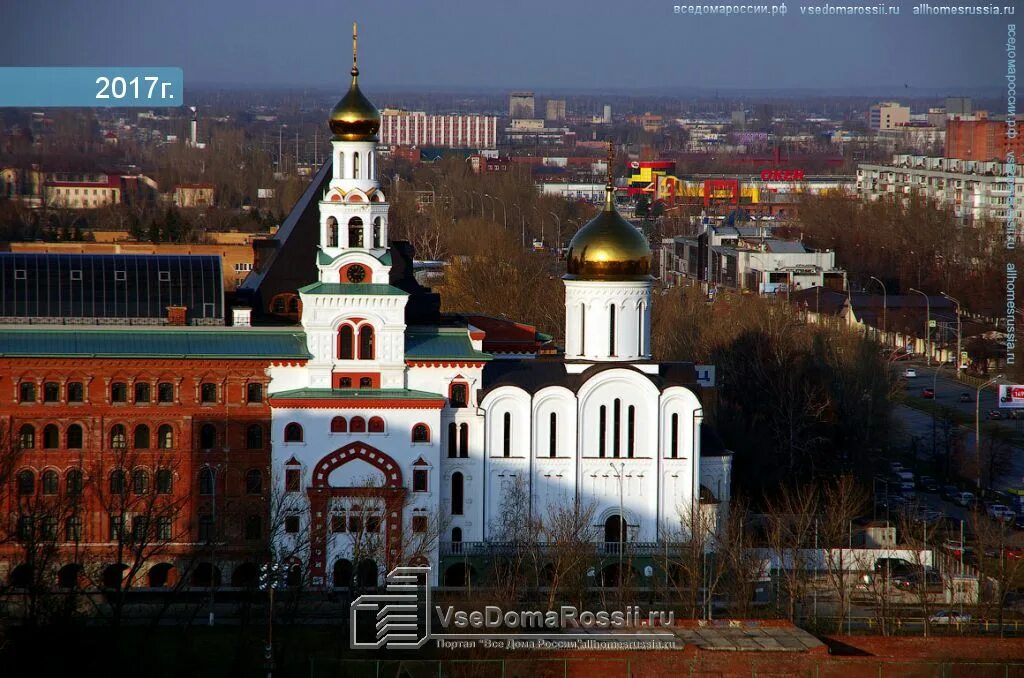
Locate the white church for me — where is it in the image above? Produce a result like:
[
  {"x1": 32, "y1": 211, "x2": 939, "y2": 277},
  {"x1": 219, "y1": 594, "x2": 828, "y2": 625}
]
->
[{"x1": 262, "y1": 27, "x2": 731, "y2": 588}]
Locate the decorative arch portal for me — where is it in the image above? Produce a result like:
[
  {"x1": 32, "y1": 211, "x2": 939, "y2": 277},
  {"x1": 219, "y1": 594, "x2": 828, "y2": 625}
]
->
[{"x1": 306, "y1": 442, "x2": 406, "y2": 587}]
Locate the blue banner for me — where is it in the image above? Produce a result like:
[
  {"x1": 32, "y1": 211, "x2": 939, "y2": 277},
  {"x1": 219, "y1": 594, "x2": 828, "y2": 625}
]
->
[{"x1": 0, "y1": 67, "x2": 183, "y2": 107}]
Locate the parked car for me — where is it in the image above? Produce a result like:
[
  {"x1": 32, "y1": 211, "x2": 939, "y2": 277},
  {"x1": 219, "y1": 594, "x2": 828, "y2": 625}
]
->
[
  {"x1": 921, "y1": 388, "x2": 935, "y2": 399},
  {"x1": 1005, "y1": 547, "x2": 1024, "y2": 560},
  {"x1": 903, "y1": 368, "x2": 918, "y2": 378},
  {"x1": 988, "y1": 409, "x2": 1003, "y2": 420},
  {"x1": 941, "y1": 485, "x2": 961, "y2": 502},
  {"x1": 955, "y1": 491, "x2": 976, "y2": 507},
  {"x1": 930, "y1": 610, "x2": 971, "y2": 625},
  {"x1": 988, "y1": 505, "x2": 1016, "y2": 523},
  {"x1": 874, "y1": 558, "x2": 914, "y2": 576},
  {"x1": 943, "y1": 539, "x2": 968, "y2": 558},
  {"x1": 959, "y1": 393, "x2": 972, "y2": 403}
]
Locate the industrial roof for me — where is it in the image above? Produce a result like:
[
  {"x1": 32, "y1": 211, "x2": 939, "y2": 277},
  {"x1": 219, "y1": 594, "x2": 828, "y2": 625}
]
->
[
  {"x1": 405, "y1": 326, "x2": 492, "y2": 362},
  {"x1": 0, "y1": 326, "x2": 310, "y2": 359},
  {"x1": 0, "y1": 252, "x2": 224, "y2": 323},
  {"x1": 763, "y1": 240, "x2": 807, "y2": 254}
]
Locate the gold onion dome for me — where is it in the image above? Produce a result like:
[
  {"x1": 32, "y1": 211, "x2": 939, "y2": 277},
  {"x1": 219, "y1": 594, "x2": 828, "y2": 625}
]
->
[
  {"x1": 329, "y1": 23, "x2": 380, "y2": 141},
  {"x1": 564, "y1": 186, "x2": 652, "y2": 280}
]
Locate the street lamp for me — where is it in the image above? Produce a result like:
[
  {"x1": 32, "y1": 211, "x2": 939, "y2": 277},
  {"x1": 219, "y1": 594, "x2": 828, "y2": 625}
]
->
[
  {"x1": 547, "y1": 211, "x2": 561, "y2": 255},
  {"x1": 975, "y1": 374, "x2": 1004, "y2": 491},
  {"x1": 869, "y1": 276, "x2": 887, "y2": 346},
  {"x1": 608, "y1": 462, "x2": 625, "y2": 591},
  {"x1": 259, "y1": 561, "x2": 284, "y2": 678},
  {"x1": 909, "y1": 288, "x2": 931, "y2": 366},
  {"x1": 942, "y1": 292, "x2": 963, "y2": 375},
  {"x1": 484, "y1": 193, "x2": 506, "y2": 230}
]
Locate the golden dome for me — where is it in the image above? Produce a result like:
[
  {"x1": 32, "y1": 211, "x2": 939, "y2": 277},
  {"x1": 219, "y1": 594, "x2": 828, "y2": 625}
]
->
[
  {"x1": 564, "y1": 187, "x2": 651, "y2": 280},
  {"x1": 329, "y1": 23, "x2": 380, "y2": 142}
]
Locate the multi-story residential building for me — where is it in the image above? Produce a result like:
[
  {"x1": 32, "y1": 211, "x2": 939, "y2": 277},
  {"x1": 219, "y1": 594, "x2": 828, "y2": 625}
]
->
[
  {"x1": 44, "y1": 173, "x2": 122, "y2": 209},
  {"x1": 545, "y1": 99, "x2": 566, "y2": 122},
  {"x1": 379, "y1": 109, "x2": 497, "y2": 149},
  {"x1": 869, "y1": 102, "x2": 910, "y2": 131},
  {"x1": 509, "y1": 92, "x2": 535, "y2": 119},
  {"x1": 945, "y1": 116, "x2": 1024, "y2": 161},
  {"x1": 856, "y1": 154, "x2": 1024, "y2": 233}
]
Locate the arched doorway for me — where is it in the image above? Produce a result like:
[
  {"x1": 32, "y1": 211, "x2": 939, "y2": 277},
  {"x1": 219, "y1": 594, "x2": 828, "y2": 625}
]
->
[
  {"x1": 57, "y1": 564, "x2": 83, "y2": 589},
  {"x1": 102, "y1": 563, "x2": 128, "y2": 589},
  {"x1": 191, "y1": 562, "x2": 222, "y2": 588},
  {"x1": 333, "y1": 559, "x2": 354, "y2": 588},
  {"x1": 285, "y1": 562, "x2": 303, "y2": 588},
  {"x1": 599, "y1": 563, "x2": 638, "y2": 588},
  {"x1": 604, "y1": 515, "x2": 626, "y2": 547},
  {"x1": 451, "y1": 527, "x2": 463, "y2": 554},
  {"x1": 9, "y1": 564, "x2": 32, "y2": 589},
  {"x1": 356, "y1": 559, "x2": 377, "y2": 588},
  {"x1": 443, "y1": 563, "x2": 475, "y2": 587},
  {"x1": 148, "y1": 563, "x2": 176, "y2": 588},
  {"x1": 231, "y1": 562, "x2": 259, "y2": 588}
]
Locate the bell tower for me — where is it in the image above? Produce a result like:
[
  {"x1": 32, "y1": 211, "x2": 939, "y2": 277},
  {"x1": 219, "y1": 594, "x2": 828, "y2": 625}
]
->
[{"x1": 318, "y1": 22, "x2": 388, "y2": 268}]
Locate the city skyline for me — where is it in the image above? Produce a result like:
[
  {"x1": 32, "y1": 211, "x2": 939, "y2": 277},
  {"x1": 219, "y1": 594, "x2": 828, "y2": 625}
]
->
[{"x1": 0, "y1": 0, "x2": 1010, "y2": 93}]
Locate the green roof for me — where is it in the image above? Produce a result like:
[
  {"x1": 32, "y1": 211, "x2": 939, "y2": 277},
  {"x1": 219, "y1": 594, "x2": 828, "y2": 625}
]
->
[
  {"x1": 316, "y1": 250, "x2": 393, "y2": 266},
  {"x1": 270, "y1": 388, "x2": 443, "y2": 400},
  {"x1": 0, "y1": 326, "x2": 311, "y2": 359},
  {"x1": 298, "y1": 282, "x2": 407, "y2": 296},
  {"x1": 405, "y1": 327, "x2": 491, "y2": 362}
]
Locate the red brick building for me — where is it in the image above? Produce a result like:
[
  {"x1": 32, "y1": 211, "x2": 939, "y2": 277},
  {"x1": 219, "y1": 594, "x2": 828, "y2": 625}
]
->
[
  {"x1": 0, "y1": 326, "x2": 308, "y2": 590},
  {"x1": 945, "y1": 116, "x2": 1024, "y2": 161}
]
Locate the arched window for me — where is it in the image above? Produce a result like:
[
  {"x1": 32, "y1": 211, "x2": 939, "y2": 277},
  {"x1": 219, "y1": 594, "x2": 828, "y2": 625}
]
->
[
  {"x1": 599, "y1": 405, "x2": 607, "y2": 458},
  {"x1": 368, "y1": 416, "x2": 385, "y2": 433},
  {"x1": 358, "y1": 325, "x2": 374, "y2": 359},
  {"x1": 109, "y1": 470, "x2": 126, "y2": 496},
  {"x1": 198, "y1": 468, "x2": 214, "y2": 496},
  {"x1": 609, "y1": 304, "x2": 616, "y2": 357},
  {"x1": 451, "y1": 472, "x2": 464, "y2": 515},
  {"x1": 350, "y1": 417, "x2": 366, "y2": 433},
  {"x1": 272, "y1": 297, "x2": 286, "y2": 314},
  {"x1": 18, "y1": 424, "x2": 35, "y2": 449},
  {"x1": 447, "y1": 422, "x2": 457, "y2": 458},
  {"x1": 348, "y1": 216, "x2": 364, "y2": 247},
  {"x1": 66, "y1": 515, "x2": 83, "y2": 542},
  {"x1": 134, "y1": 382, "x2": 151, "y2": 404},
  {"x1": 157, "y1": 425, "x2": 173, "y2": 449},
  {"x1": 368, "y1": 151, "x2": 375, "y2": 180},
  {"x1": 331, "y1": 416, "x2": 348, "y2": 433},
  {"x1": 66, "y1": 470, "x2": 83, "y2": 496},
  {"x1": 134, "y1": 425, "x2": 150, "y2": 449},
  {"x1": 638, "y1": 303, "x2": 644, "y2": 355},
  {"x1": 459, "y1": 423, "x2": 469, "y2": 458},
  {"x1": 372, "y1": 217, "x2": 382, "y2": 248},
  {"x1": 16, "y1": 470, "x2": 34, "y2": 496},
  {"x1": 156, "y1": 469, "x2": 173, "y2": 494},
  {"x1": 287, "y1": 296, "x2": 300, "y2": 314},
  {"x1": 338, "y1": 325, "x2": 354, "y2": 359},
  {"x1": 246, "y1": 424, "x2": 263, "y2": 449},
  {"x1": 549, "y1": 413, "x2": 557, "y2": 458},
  {"x1": 359, "y1": 376, "x2": 372, "y2": 388},
  {"x1": 158, "y1": 382, "x2": 174, "y2": 403},
  {"x1": 43, "y1": 424, "x2": 59, "y2": 449},
  {"x1": 627, "y1": 405, "x2": 635, "y2": 458},
  {"x1": 132, "y1": 469, "x2": 150, "y2": 495},
  {"x1": 503, "y1": 412, "x2": 511, "y2": 457},
  {"x1": 337, "y1": 151, "x2": 345, "y2": 178},
  {"x1": 110, "y1": 424, "x2": 127, "y2": 449},
  {"x1": 19, "y1": 382, "x2": 36, "y2": 403},
  {"x1": 42, "y1": 470, "x2": 58, "y2": 495},
  {"x1": 580, "y1": 303, "x2": 586, "y2": 355},
  {"x1": 245, "y1": 469, "x2": 262, "y2": 495},
  {"x1": 670, "y1": 413, "x2": 679, "y2": 459},
  {"x1": 450, "y1": 383, "x2": 468, "y2": 408},
  {"x1": 339, "y1": 377, "x2": 352, "y2": 387},
  {"x1": 284, "y1": 423, "x2": 303, "y2": 443},
  {"x1": 326, "y1": 216, "x2": 339, "y2": 247},
  {"x1": 412, "y1": 424, "x2": 430, "y2": 443},
  {"x1": 66, "y1": 424, "x2": 83, "y2": 449},
  {"x1": 613, "y1": 399, "x2": 621, "y2": 458},
  {"x1": 199, "y1": 423, "x2": 217, "y2": 449},
  {"x1": 352, "y1": 152, "x2": 360, "y2": 179}
]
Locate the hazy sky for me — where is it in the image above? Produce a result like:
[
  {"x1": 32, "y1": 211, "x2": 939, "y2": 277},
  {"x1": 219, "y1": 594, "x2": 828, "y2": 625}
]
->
[{"x1": 0, "y1": 0, "x2": 1011, "y2": 93}]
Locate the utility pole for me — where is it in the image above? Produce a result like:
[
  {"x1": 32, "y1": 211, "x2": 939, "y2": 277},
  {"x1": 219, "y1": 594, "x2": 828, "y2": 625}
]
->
[
  {"x1": 869, "y1": 276, "x2": 887, "y2": 346},
  {"x1": 976, "y1": 374, "x2": 1004, "y2": 491}
]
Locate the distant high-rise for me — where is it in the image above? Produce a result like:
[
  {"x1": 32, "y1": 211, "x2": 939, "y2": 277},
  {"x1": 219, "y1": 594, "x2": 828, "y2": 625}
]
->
[
  {"x1": 602, "y1": 105, "x2": 612, "y2": 123},
  {"x1": 946, "y1": 116, "x2": 1024, "y2": 161},
  {"x1": 545, "y1": 99, "x2": 566, "y2": 122},
  {"x1": 380, "y1": 109, "x2": 497, "y2": 149},
  {"x1": 869, "y1": 102, "x2": 910, "y2": 130},
  {"x1": 945, "y1": 97, "x2": 973, "y2": 117},
  {"x1": 509, "y1": 92, "x2": 535, "y2": 119}
]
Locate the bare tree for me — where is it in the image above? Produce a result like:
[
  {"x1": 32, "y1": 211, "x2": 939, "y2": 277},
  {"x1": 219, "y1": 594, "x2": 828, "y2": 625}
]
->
[
  {"x1": 537, "y1": 497, "x2": 598, "y2": 612},
  {"x1": 819, "y1": 476, "x2": 869, "y2": 633},
  {"x1": 763, "y1": 483, "x2": 819, "y2": 623}
]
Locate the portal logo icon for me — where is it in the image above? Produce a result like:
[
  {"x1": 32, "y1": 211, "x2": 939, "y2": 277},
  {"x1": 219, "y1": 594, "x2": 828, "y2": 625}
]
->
[{"x1": 350, "y1": 566, "x2": 431, "y2": 649}]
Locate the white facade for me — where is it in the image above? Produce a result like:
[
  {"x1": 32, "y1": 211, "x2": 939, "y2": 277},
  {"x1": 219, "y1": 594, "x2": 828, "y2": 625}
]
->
[
  {"x1": 380, "y1": 109, "x2": 497, "y2": 149},
  {"x1": 268, "y1": 80, "x2": 729, "y2": 590}
]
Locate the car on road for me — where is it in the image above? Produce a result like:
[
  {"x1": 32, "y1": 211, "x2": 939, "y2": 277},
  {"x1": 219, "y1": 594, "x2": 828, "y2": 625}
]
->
[
  {"x1": 954, "y1": 491, "x2": 976, "y2": 507},
  {"x1": 943, "y1": 539, "x2": 968, "y2": 558},
  {"x1": 930, "y1": 610, "x2": 971, "y2": 625},
  {"x1": 921, "y1": 388, "x2": 935, "y2": 399},
  {"x1": 987, "y1": 504, "x2": 1016, "y2": 522},
  {"x1": 903, "y1": 368, "x2": 918, "y2": 378},
  {"x1": 959, "y1": 393, "x2": 972, "y2": 403},
  {"x1": 917, "y1": 476, "x2": 939, "y2": 492},
  {"x1": 988, "y1": 409, "x2": 1003, "y2": 420},
  {"x1": 1005, "y1": 547, "x2": 1024, "y2": 560}
]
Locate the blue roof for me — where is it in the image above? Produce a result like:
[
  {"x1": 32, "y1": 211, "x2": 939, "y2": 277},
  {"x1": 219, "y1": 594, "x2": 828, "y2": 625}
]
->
[{"x1": 0, "y1": 326, "x2": 310, "y2": 359}]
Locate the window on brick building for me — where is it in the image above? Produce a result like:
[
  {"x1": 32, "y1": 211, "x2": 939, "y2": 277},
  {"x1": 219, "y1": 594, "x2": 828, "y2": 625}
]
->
[
  {"x1": 43, "y1": 424, "x2": 59, "y2": 449},
  {"x1": 246, "y1": 383, "x2": 263, "y2": 403},
  {"x1": 18, "y1": 425, "x2": 34, "y2": 449},
  {"x1": 245, "y1": 515, "x2": 261, "y2": 540},
  {"x1": 133, "y1": 425, "x2": 150, "y2": 449},
  {"x1": 67, "y1": 424, "x2": 83, "y2": 449},
  {"x1": 134, "y1": 382, "x2": 151, "y2": 404},
  {"x1": 200, "y1": 383, "x2": 217, "y2": 404},
  {"x1": 199, "y1": 424, "x2": 217, "y2": 449},
  {"x1": 17, "y1": 516, "x2": 33, "y2": 542},
  {"x1": 284, "y1": 515, "x2": 300, "y2": 534},
  {"x1": 42, "y1": 470, "x2": 58, "y2": 495},
  {"x1": 110, "y1": 382, "x2": 128, "y2": 403},
  {"x1": 66, "y1": 470, "x2": 83, "y2": 496},
  {"x1": 41, "y1": 516, "x2": 57, "y2": 541},
  {"x1": 132, "y1": 470, "x2": 150, "y2": 495},
  {"x1": 109, "y1": 515, "x2": 123, "y2": 540},
  {"x1": 198, "y1": 514, "x2": 214, "y2": 542},
  {"x1": 132, "y1": 517, "x2": 149, "y2": 543},
  {"x1": 245, "y1": 469, "x2": 262, "y2": 495},
  {"x1": 66, "y1": 516, "x2": 82, "y2": 542},
  {"x1": 246, "y1": 424, "x2": 263, "y2": 449},
  {"x1": 16, "y1": 470, "x2": 34, "y2": 496},
  {"x1": 156, "y1": 469, "x2": 173, "y2": 495},
  {"x1": 67, "y1": 382, "x2": 84, "y2": 403},
  {"x1": 157, "y1": 382, "x2": 174, "y2": 403},
  {"x1": 110, "y1": 424, "x2": 127, "y2": 449},
  {"x1": 158, "y1": 425, "x2": 173, "y2": 449},
  {"x1": 43, "y1": 382, "x2": 60, "y2": 403},
  {"x1": 109, "y1": 470, "x2": 126, "y2": 496},
  {"x1": 19, "y1": 382, "x2": 36, "y2": 403},
  {"x1": 157, "y1": 517, "x2": 172, "y2": 540},
  {"x1": 198, "y1": 468, "x2": 214, "y2": 496}
]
